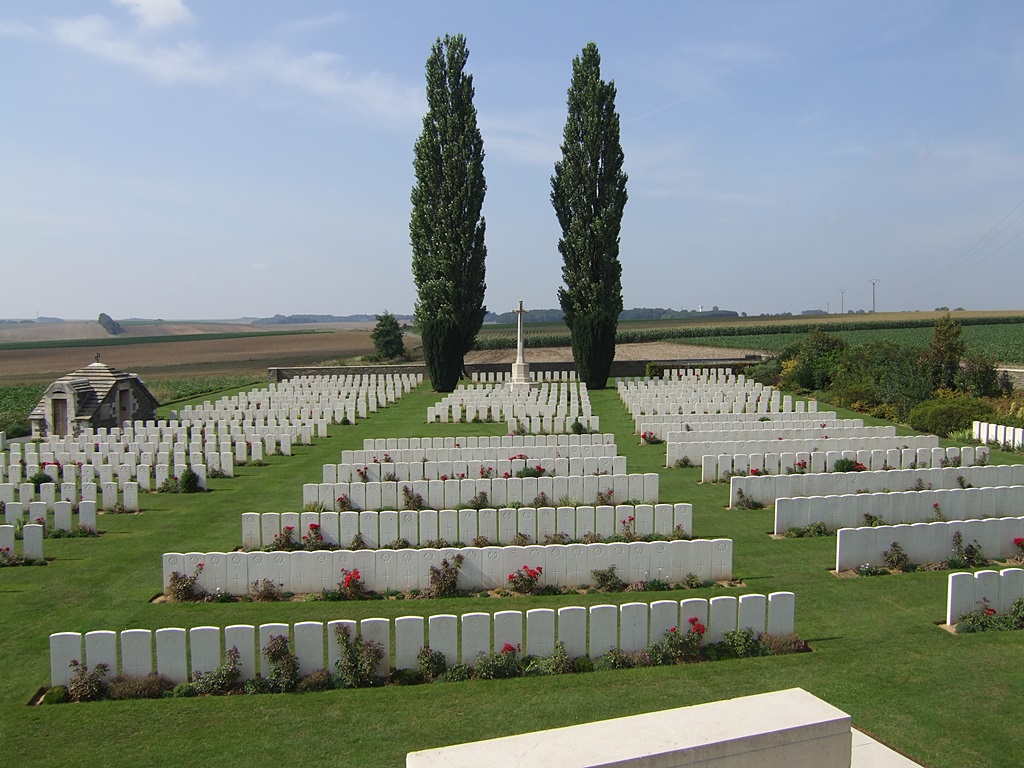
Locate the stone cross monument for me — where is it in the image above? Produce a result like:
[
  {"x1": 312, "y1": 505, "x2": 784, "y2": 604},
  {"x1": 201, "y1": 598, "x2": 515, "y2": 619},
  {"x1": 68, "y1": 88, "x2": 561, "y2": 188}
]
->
[{"x1": 508, "y1": 300, "x2": 535, "y2": 389}]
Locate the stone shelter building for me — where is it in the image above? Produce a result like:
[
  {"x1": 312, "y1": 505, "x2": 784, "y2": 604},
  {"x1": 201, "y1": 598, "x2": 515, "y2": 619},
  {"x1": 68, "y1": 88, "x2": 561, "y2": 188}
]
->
[{"x1": 29, "y1": 357, "x2": 158, "y2": 438}]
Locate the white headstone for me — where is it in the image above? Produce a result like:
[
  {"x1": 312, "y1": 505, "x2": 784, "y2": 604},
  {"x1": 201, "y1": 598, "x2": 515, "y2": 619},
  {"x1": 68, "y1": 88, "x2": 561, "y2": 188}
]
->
[{"x1": 156, "y1": 627, "x2": 188, "y2": 684}]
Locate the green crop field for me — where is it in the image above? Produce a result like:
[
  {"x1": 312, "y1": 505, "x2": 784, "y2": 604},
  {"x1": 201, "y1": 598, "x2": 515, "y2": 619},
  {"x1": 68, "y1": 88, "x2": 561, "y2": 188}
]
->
[
  {"x1": 473, "y1": 312, "x2": 1024, "y2": 363},
  {"x1": 671, "y1": 322, "x2": 1024, "y2": 363},
  {"x1": 2, "y1": 381, "x2": 1022, "y2": 767},
  {"x1": 0, "y1": 384, "x2": 46, "y2": 438}
]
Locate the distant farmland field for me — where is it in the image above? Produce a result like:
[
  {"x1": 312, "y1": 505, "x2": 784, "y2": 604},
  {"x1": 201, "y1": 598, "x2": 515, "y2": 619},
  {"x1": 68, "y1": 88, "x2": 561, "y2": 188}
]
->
[
  {"x1": 475, "y1": 311, "x2": 1024, "y2": 364},
  {"x1": 665, "y1": 324, "x2": 1024, "y2": 363},
  {"x1": 0, "y1": 328, "x2": 376, "y2": 384}
]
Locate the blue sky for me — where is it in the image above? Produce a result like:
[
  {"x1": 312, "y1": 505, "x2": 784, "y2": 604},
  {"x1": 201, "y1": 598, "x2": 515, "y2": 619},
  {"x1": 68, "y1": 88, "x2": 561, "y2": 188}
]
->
[{"x1": 2, "y1": 1, "x2": 1022, "y2": 320}]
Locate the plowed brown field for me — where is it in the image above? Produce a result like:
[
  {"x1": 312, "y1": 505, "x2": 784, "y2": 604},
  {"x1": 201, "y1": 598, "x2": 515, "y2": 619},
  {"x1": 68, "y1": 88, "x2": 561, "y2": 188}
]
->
[{"x1": 0, "y1": 330, "x2": 377, "y2": 383}]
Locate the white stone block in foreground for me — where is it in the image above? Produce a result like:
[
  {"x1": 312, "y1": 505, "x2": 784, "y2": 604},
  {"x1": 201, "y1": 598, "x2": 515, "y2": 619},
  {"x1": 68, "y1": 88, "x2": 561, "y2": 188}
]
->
[{"x1": 407, "y1": 688, "x2": 853, "y2": 768}]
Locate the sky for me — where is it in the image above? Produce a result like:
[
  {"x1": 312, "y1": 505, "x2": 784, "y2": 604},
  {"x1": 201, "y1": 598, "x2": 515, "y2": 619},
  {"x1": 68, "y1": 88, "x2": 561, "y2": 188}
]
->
[{"x1": 1, "y1": 1, "x2": 1023, "y2": 321}]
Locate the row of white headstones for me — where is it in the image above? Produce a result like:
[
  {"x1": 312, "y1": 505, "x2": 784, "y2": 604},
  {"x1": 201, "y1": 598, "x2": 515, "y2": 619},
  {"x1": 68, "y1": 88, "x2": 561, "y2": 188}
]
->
[{"x1": 49, "y1": 592, "x2": 796, "y2": 687}]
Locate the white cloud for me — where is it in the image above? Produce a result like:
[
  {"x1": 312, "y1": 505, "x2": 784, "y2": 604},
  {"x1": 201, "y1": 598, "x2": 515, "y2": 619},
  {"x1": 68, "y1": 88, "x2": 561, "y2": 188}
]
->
[
  {"x1": 480, "y1": 111, "x2": 562, "y2": 166},
  {"x1": 0, "y1": 20, "x2": 39, "y2": 39},
  {"x1": 278, "y1": 12, "x2": 347, "y2": 34},
  {"x1": 249, "y1": 45, "x2": 422, "y2": 123},
  {"x1": 52, "y1": 15, "x2": 222, "y2": 83},
  {"x1": 48, "y1": 14, "x2": 421, "y2": 123},
  {"x1": 112, "y1": 0, "x2": 193, "y2": 30}
]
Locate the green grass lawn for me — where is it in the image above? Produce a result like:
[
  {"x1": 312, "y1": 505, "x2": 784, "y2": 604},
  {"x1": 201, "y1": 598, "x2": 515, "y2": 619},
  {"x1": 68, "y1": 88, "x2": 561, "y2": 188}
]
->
[{"x1": 3, "y1": 383, "x2": 1021, "y2": 767}]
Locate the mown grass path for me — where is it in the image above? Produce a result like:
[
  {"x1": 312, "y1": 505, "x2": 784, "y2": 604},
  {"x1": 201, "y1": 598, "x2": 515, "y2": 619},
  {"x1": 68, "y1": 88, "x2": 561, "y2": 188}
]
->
[{"x1": 2, "y1": 382, "x2": 1020, "y2": 767}]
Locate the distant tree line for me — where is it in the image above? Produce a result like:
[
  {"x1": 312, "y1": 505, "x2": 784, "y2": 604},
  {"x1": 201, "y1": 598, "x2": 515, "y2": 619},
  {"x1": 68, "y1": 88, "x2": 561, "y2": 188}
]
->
[
  {"x1": 484, "y1": 307, "x2": 740, "y2": 324},
  {"x1": 97, "y1": 313, "x2": 123, "y2": 335},
  {"x1": 255, "y1": 314, "x2": 413, "y2": 325}
]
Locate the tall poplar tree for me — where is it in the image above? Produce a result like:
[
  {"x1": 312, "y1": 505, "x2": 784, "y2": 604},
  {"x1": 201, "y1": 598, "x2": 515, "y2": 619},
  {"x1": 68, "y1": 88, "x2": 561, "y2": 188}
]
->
[
  {"x1": 410, "y1": 33, "x2": 487, "y2": 392},
  {"x1": 551, "y1": 42, "x2": 627, "y2": 389}
]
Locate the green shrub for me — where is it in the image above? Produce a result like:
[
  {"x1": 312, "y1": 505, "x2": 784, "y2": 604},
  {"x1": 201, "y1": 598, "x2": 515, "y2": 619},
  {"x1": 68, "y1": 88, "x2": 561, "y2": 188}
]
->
[
  {"x1": 248, "y1": 578, "x2": 285, "y2": 602},
  {"x1": 784, "y1": 521, "x2": 830, "y2": 538},
  {"x1": 681, "y1": 572, "x2": 709, "y2": 589},
  {"x1": 883, "y1": 541, "x2": 910, "y2": 572},
  {"x1": 734, "y1": 489, "x2": 764, "y2": 510},
  {"x1": 515, "y1": 465, "x2": 545, "y2": 478},
  {"x1": 523, "y1": 641, "x2": 576, "y2": 676},
  {"x1": 956, "y1": 599, "x2": 1013, "y2": 633},
  {"x1": 761, "y1": 633, "x2": 810, "y2": 655},
  {"x1": 591, "y1": 565, "x2": 627, "y2": 592},
  {"x1": 957, "y1": 350, "x2": 1000, "y2": 397},
  {"x1": 333, "y1": 625, "x2": 384, "y2": 689},
  {"x1": 833, "y1": 458, "x2": 863, "y2": 473},
  {"x1": 644, "y1": 362, "x2": 664, "y2": 378},
  {"x1": 748, "y1": 357, "x2": 782, "y2": 386},
  {"x1": 908, "y1": 397, "x2": 995, "y2": 437},
  {"x1": 721, "y1": 628, "x2": 770, "y2": 658},
  {"x1": 106, "y1": 673, "x2": 176, "y2": 700},
  {"x1": 948, "y1": 531, "x2": 986, "y2": 568},
  {"x1": 475, "y1": 644, "x2": 523, "y2": 679},
  {"x1": 296, "y1": 668, "x2": 333, "y2": 692},
  {"x1": 191, "y1": 646, "x2": 241, "y2": 695},
  {"x1": 416, "y1": 647, "x2": 448, "y2": 682},
  {"x1": 389, "y1": 668, "x2": 425, "y2": 686},
  {"x1": 594, "y1": 648, "x2": 646, "y2": 670},
  {"x1": 179, "y1": 468, "x2": 201, "y2": 493},
  {"x1": 166, "y1": 564, "x2": 205, "y2": 601},
  {"x1": 786, "y1": 329, "x2": 847, "y2": 391},
  {"x1": 437, "y1": 662, "x2": 473, "y2": 683},
  {"x1": 67, "y1": 660, "x2": 108, "y2": 703},
  {"x1": 427, "y1": 554, "x2": 463, "y2": 598},
  {"x1": 41, "y1": 686, "x2": 69, "y2": 705},
  {"x1": 29, "y1": 469, "x2": 52, "y2": 492},
  {"x1": 642, "y1": 577, "x2": 671, "y2": 592},
  {"x1": 261, "y1": 634, "x2": 300, "y2": 693}
]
